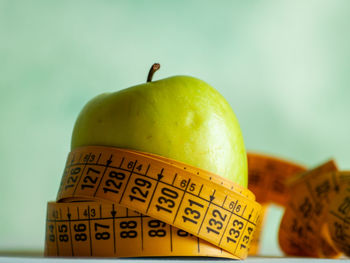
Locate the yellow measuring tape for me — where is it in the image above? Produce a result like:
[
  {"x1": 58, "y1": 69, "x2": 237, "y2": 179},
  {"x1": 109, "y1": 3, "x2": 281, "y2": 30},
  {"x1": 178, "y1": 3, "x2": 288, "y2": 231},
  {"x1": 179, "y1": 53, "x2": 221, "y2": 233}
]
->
[
  {"x1": 278, "y1": 160, "x2": 350, "y2": 258},
  {"x1": 247, "y1": 154, "x2": 350, "y2": 258},
  {"x1": 246, "y1": 152, "x2": 307, "y2": 255},
  {"x1": 45, "y1": 146, "x2": 262, "y2": 259}
]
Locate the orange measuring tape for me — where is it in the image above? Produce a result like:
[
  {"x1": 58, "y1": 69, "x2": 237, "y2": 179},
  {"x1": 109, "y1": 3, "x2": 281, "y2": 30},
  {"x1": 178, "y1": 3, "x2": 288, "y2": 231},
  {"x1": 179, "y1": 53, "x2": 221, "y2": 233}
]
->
[
  {"x1": 278, "y1": 160, "x2": 350, "y2": 258},
  {"x1": 247, "y1": 153, "x2": 350, "y2": 258},
  {"x1": 44, "y1": 146, "x2": 262, "y2": 259},
  {"x1": 246, "y1": 152, "x2": 307, "y2": 255}
]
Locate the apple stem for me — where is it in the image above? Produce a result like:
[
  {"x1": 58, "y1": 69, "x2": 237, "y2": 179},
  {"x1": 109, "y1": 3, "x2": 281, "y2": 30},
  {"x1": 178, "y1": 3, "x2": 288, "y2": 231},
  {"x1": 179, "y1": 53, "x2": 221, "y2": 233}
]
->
[{"x1": 147, "y1": 63, "x2": 160, "y2": 82}]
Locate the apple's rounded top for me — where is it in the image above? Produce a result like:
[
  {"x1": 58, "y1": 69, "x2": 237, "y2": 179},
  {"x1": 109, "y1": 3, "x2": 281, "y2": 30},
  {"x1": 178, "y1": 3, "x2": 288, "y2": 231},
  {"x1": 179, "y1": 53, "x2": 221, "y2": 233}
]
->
[{"x1": 71, "y1": 64, "x2": 248, "y2": 187}]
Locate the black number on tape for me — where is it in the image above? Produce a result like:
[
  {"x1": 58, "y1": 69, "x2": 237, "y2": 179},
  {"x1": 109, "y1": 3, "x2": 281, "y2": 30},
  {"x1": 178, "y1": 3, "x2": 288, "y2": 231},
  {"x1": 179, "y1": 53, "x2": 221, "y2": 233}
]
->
[
  {"x1": 240, "y1": 227, "x2": 253, "y2": 250},
  {"x1": 182, "y1": 199, "x2": 204, "y2": 225},
  {"x1": 83, "y1": 208, "x2": 96, "y2": 217},
  {"x1": 65, "y1": 168, "x2": 81, "y2": 190},
  {"x1": 207, "y1": 209, "x2": 227, "y2": 235},
  {"x1": 74, "y1": 223, "x2": 87, "y2": 242},
  {"x1": 103, "y1": 171, "x2": 125, "y2": 194},
  {"x1": 176, "y1": 229, "x2": 194, "y2": 237},
  {"x1": 156, "y1": 187, "x2": 179, "y2": 213},
  {"x1": 120, "y1": 220, "x2": 138, "y2": 239},
  {"x1": 148, "y1": 219, "x2": 166, "y2": 237},
  {"x1": 48, "y1": 224, "x2": 55, "y2": 242},
  {"x1": 95, "y1": 223, "x2": 111, "y2": 240},
  {"x1": 189, "y1": 183, "x2": 196, "y2": 192},
  {"x1": 81, "y1": 168, "x2": 100, "y2": 189},
  {"x1": 226, "y1": 219, "x2": 244, "y2": 244},
  {"x1": 74, "y1": 223, "x2": 86, "y2": 232},
  {"x1": 58, "y1": 224, "x2": 69, "y2": 242},
  {"x1": 129, "y1": 178, "x2": 152, "y2": 203}
]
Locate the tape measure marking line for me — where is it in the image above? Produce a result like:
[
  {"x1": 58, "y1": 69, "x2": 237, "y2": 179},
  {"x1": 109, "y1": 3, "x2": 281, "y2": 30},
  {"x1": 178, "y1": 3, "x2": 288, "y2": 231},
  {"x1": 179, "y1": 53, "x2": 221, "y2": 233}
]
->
[
  {"x1": 112, "y1": 204, "x2": 117, "y2": 253},
  {"x1": 145, "y1": 169, "x2": 164, "y2": 214},
  {"x1": 198, "y1": 184, "x2": 203, "y2": 196},
  {"x1": 99, "y1": 204, "x2": 103, "y2": 218},
  {"x1": 169, "y1": 224, "x2": 173, "y2": 251},
  {"x1": 95, "y1": 153, "x2": 102, "y2": 164},
  {"x1": 140, "y1": 212, "x2": 144, "y2": 251},
  {"x1": 197, "y1": 236, "x2": 200, "y2": 252},
  {"x1": 93, "y1": 155, "x2": 113, "y2": 197},
  {"x1": 72, "y1": 152, "x2": 92, "y2": 195},
  {"x1": 171, "y1": 173, "x2": 177, "y2": 185},
  {"x1": 67, "y1": 207, "x2": 74, "y2": 256},
  {"x1": 172, "y1": 178, "x2": 191, "y2": 224},
  {"x1": 218, "y1": 202, "x2": 237, "y2": 246},
  {"x1": 197, "y1": 190, "x2": 215, "y2": 235},
  {"x1": 87, "y1": 205, "x2": 93, "y2": 256},
  {"x1": 233, "y1": 212, "x2": 249, "y2": 255},
  {"x1": 117, "y1": 160, "x2": 138, "y2": 204},
  {"x1": 54, "y1": 214, "x2": 60, "y2": 256},
  {"x1": 222, "y1": 195, "x2": 227, "y2": 207},
  {"x1": 241, "y1": 204, "x2": 247, "y2": 216}
]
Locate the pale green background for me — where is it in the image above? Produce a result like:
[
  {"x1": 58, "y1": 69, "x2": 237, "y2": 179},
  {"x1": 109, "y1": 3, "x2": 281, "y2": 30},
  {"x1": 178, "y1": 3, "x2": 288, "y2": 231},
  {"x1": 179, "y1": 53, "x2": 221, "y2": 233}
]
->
[{"x1": 1, "y1": 0, "x2": 349, "y2": 256}]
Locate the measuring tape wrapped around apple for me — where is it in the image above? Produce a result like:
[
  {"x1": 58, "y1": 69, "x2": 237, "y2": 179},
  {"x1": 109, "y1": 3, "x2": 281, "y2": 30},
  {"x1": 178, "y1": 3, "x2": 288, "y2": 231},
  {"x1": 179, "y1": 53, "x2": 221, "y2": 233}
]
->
[
  {"x1": 44, "y1": 64, "x2": 262, "y2": 259},
  {"x1": 46, "y1": 146, "x2": 262, "y2": 259}
]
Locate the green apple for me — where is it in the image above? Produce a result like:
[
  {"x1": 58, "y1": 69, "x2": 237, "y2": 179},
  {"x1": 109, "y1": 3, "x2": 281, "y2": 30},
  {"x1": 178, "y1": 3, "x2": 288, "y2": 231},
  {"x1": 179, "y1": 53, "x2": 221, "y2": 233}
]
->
[{"x1": 71, "y1": 64, "x2": 248, "y2": 187}]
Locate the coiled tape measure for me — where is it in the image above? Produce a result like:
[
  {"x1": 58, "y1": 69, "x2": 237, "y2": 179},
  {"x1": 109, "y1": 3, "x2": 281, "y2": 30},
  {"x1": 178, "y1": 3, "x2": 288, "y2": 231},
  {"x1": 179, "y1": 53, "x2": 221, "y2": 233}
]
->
[
  {"x1": 278, "y1": 160, "x2": 350, "y2": 258},
  {"x1": 247, "y1": 154, "x2": 350, "y2": 258},
  {"x1": 45, "y1": 146, "x2": 262, "y2": 259},
  {"x1": 46, "y1": 146, "x2": 350, "y2": 258}
]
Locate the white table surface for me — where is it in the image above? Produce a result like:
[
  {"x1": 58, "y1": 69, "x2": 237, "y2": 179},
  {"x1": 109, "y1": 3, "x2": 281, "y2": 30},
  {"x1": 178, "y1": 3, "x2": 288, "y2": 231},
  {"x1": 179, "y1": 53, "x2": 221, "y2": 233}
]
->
[{"x1": 0, "y1": 252, "x2": 348, "y2": 263}]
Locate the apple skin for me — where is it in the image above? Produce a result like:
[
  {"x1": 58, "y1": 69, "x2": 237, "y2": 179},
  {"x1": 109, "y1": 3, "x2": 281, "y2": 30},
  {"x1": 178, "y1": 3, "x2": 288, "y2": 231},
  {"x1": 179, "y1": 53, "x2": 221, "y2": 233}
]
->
[{"x1": 71, "y1": 76, "x2": 247, "y2": 187}]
